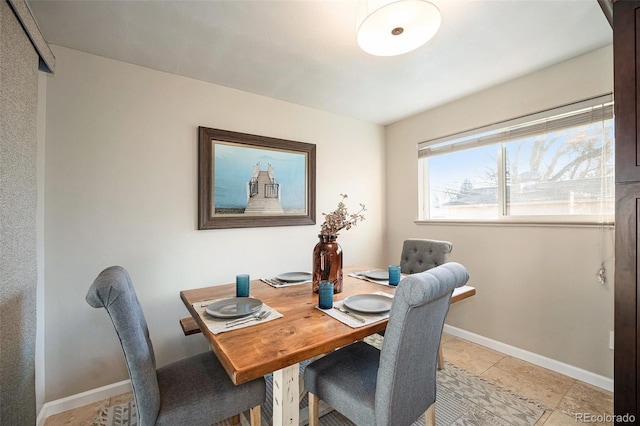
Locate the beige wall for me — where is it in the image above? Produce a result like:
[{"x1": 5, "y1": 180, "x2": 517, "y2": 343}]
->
[
  {"x1": 385, "y1": 45, "x2": 614, "y2": 379},
  {"x1": 42, "y1": 41, "x2": 615, "y2": 402},
  {"x1": 43, "y1": 46, "x2": 385, "y2": 401}
]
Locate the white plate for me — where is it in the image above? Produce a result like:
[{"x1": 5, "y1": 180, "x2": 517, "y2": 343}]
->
[
  {"x1": 205, "y1": 297, "x2": 263, "y2": 318},
  {"x1": 343, "y1": 294, "x2": 393, "y2": 314},
  {"x1": 363, "y1": 270, "x2": 389, "y2": 281},
  {"x1": 276, "y1": 271, "x2": 312, "y2": 282}
]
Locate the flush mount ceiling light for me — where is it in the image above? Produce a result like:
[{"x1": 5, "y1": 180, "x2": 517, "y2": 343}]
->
[{"x1": 357, "y1": 0, "x2": 441, "y2": 56}]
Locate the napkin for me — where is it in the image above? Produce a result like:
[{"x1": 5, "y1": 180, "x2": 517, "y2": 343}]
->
[
  {"x1": 260, "y1": 277, "x2": 311, "y2": 288},
  {"x1": 349, "y1": 271, "x2": 407, "y2": 287},
  {"x1": 318, "y1": 292, "x2": 394, "y2": 328},
  {"x1": 193, "y1": 298, "x2": 283, "y2": 334}
]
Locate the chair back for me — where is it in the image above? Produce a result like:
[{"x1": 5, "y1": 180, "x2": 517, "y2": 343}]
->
[
  {"x1": 375, "y1": 262, "x2": 469, "y2": 425},
  {"x1": 399, "y1": 238, "x2": 453, "y2": 274},
  {"x1": 86, "y1": 266, "x2": 160, "y2": 425}
]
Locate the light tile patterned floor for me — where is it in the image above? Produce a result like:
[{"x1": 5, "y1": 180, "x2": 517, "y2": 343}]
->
[
  {"x1": 439, "y1": 333, "x2": 613, "y2": 426},
  {"x1": 44, "y1": 333, "x2": 613, "y2": 425}
]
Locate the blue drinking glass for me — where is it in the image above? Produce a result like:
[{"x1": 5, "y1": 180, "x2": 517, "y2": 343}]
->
[
  {"x1": 236, "y1": 274, "x2": 250, "y2": 297},
  {"x1": 388, "y1": 265, "x2": 401, "y2": 286},
  {"x1": 318, "y1": 281, "x2": 334, "y2": 309}
]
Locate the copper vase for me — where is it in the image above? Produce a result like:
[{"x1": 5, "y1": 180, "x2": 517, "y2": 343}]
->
[{"x1": 312, "y1": 234, "x2": 343, "y2": 293}]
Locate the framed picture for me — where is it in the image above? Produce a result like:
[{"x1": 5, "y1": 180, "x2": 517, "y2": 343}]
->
[{"x1": 198, "y1": 127, "x2": 316, "y2": 229}]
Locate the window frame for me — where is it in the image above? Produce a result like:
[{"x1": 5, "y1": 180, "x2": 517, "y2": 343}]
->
[{"x1": 417, "y1": 94, "x2": 615, "y2": 227}]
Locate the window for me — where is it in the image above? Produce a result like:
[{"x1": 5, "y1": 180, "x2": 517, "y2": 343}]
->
[{"x1": 418, "y1": 95, "x2": 614, "y2": 223}]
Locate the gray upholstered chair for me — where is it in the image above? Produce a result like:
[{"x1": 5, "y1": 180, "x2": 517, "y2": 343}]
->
[
  {"x1": 86, "y1": 266, "x2": 266, "y2": 426},
  {"x1": 304, "y1": 262, "x2": 469, "y2": 426},
  {"x1": 399, "y1": 238, "x2": 455, "y2": 369},
  {"x1": 399, "y1": 238, "x2": 453, "y2": 274}
]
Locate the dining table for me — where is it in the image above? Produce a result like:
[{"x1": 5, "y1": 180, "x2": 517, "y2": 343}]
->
[{"x1": 180, "y1": 265, "x2": 476, "y2": 426}]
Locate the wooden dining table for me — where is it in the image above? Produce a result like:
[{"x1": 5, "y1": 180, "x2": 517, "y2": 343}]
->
[{"x1": 180, "y1": 265, "x2": 475, "y2": 426}]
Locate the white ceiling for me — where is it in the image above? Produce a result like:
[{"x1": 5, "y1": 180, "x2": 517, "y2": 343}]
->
[{"x1": 27, "y1": 0, "x2": 612, "y2": 125}]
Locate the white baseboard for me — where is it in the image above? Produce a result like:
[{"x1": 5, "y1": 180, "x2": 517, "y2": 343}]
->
[
  {"x1": 36, "y1": 326, "x2": 614, "y2": 425},
  {"x1": 36, "y1": 379, "x2": 132, "y2": 426},
  {"x1": 443, "y1": 324, "x2": 613, "y2": 392}
]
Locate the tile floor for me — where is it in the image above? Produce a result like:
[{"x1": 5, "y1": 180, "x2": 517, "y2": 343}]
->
[
  {"x1": 438, "y1": 333, "x2": 613, "y2": 426},
  {"x1": 43, "y1": 333, "x2": 613, "y2": 425}
]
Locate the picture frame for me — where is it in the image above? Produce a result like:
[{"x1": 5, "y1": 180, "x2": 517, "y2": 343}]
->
[{"x1": 198, "y1": 127, "x2": 316, "y2": 229}]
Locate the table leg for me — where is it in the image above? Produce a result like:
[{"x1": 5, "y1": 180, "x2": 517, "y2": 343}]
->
[{"x1": 273, "y1": 363, "x2": 300, "y2": 426}]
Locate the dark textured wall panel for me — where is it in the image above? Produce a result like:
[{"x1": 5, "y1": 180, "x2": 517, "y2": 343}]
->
[{"x1": 0, "y1": 1, "x2": 38, "y2": 424}]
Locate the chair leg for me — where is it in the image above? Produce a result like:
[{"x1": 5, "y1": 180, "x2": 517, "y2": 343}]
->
[
  {"x1": 300, "y1": 354, "x2": 328, "y2": 402},
  {"x1": 437, "y1": 345, "x2": 444, "y2": 370},
  {"x1": 231, "y1": 414, "x2": 239, "y2": 424},
  {"x1": 250, "y1": 405, "x2": 261, "y2": 426},
  {"x1": 424, "y1": 403, "x2": 436, "y2": 426},
  {"x1": 308, "y1": 392, "x2": 320, "y2": 426}
]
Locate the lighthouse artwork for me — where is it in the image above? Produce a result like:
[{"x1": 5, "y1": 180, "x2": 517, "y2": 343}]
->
[
  {"x1": 244, "y1": 162, "x2": 284, "y2": 214},
  {"x1": 198, "y1": 127, "x2": 316, "y2": 230},
  {"x1": 213, "y1": 143, "x2": 306, "y2": 215}
]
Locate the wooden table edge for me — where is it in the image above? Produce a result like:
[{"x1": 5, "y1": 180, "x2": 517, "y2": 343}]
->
[
  {"x1": 179, "y1": 274, "x2": 476, "y2": 385},
  {"x1": 451, "y1": 285, "x2": 476, "y2": 304},
  {"x1": 179, "y1": 291, "x2": 241, "y2": 383}
]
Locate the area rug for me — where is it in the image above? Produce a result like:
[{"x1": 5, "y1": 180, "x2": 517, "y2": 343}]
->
[
  {"x1": 93, "y1": 400, "x2": 136, "y2": 426},
  {"x1": 94, "y1": 336, "x2": 547, "y2": 426}
]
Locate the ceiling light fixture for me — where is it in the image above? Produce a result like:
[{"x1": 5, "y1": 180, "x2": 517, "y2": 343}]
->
[{"x1": 357, "y1": 0, "x2": 441, "y2": 57}]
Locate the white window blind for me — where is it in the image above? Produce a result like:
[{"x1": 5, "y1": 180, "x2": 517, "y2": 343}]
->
[
  {"x1": 418, "y1": 94, "x2": 613, "y2": 158},
  {"x1": 418, "y1": 93, "x2": 615, "y2": 222}
]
